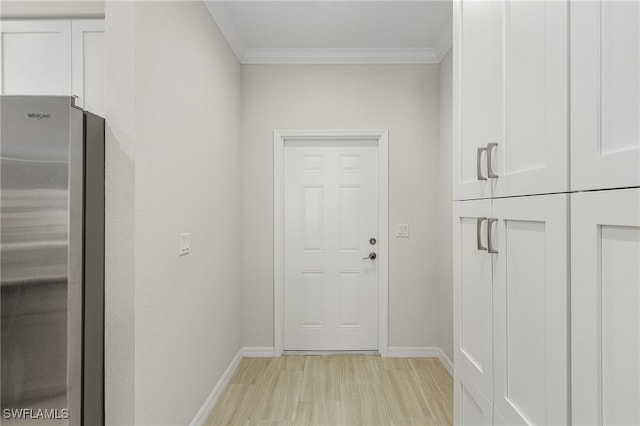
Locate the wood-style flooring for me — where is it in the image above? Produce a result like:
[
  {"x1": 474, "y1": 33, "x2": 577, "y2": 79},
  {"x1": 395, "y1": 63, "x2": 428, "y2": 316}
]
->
[{"x1": 205, "y1": 355, "x2": 453, "y2": 426}]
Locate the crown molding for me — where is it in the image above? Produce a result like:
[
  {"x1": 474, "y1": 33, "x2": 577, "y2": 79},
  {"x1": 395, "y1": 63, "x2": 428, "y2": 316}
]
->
[
  {"x1": 204, "y1": 1, "x2": 245, "y2": 62},
  {"x1": 434, "y1": 19, "x2": 453, "y2": 62},
  {"x1": 204, "y1": 1, "x2": 451, "y2": 65},
  {"x1": 241, "y1": 47, "x2": 441, "y2": 64}
]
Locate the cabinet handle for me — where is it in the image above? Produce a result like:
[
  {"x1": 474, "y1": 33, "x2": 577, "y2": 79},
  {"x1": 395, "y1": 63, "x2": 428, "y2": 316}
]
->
[
  {"x1": 487, "y1": 143, "x2": 498, "y2": 179},
  {"x1": 476, "y1": 217, "x2": 487, "y2": 251},
  {"x1": 477, "y1": 147, "x2": 488, "y2": 181},
  {"x1": 487, "y1": 218, "x2": 499, "y2": 254}
]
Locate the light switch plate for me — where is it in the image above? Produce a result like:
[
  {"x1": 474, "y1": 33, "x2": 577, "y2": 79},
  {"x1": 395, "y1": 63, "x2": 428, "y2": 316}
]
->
[
  {"x1": 179, "y1": 233, "x2": 191, "y2": 256},
  {"x1": 395, "y1": 224, "x2": 409, "y2": 237}
]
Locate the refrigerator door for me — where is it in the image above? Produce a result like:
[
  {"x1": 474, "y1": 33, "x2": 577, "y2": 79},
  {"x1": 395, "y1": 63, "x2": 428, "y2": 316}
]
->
[{"x1": 1, "y1": 96, "x2": 83, "y2": 425}]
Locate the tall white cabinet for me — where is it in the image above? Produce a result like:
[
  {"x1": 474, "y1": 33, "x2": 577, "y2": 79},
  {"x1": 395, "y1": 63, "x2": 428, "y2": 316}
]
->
[
  {"x1": 453, "y1": 1, "x2": 640, "y2": 425},
  {"x1": 0, "y1": 19, "x2": 105, "y2": 116}
]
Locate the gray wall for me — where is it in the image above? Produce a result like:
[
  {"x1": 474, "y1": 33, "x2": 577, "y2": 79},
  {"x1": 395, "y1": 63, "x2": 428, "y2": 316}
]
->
[
  {"x1": 240, "y1": 64, "x2": 443, "y2": 349},
  {"x1": 437, "y1": 49, "x2": 454, "y2": 362},
  {"x1": 105, "y1": 2, "x2": 243, "y2": 424}
]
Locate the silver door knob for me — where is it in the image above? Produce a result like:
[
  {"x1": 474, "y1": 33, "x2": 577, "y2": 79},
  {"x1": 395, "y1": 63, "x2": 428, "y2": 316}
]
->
[{"x1": 362, "y1": 252, "x2": 377, "y2": 260}]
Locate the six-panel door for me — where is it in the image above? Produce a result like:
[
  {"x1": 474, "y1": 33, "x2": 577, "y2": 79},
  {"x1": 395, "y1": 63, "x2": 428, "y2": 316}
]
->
[
  {"x1": 492, "y1": 194, "x2": 569, "y2": 425},
  {"x1": 283, "y1": 140, "x2": 379, "y2": 351},
  {"x1": 572, "y1": 188, "x2": 640, "y2": 426},
  {"x1": 571, "y1": 1, "x2": 640, "y2": 191}
]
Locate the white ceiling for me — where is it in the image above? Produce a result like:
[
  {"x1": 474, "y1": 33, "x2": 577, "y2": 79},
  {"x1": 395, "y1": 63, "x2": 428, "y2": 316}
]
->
[{"x1": 204, "y1": 1, "x2": 453, "y2": 64}]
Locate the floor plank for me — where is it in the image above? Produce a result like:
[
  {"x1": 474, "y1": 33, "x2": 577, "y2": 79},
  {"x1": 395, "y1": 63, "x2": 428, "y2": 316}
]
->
[{"x1": 206, "y1": 355, "x2": 453, "y2": 426}]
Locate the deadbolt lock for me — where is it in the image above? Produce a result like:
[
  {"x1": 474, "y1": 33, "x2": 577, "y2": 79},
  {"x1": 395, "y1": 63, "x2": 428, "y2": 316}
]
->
[{"x1": 369, "y1": 237, "x2": 377, "y2": 245}]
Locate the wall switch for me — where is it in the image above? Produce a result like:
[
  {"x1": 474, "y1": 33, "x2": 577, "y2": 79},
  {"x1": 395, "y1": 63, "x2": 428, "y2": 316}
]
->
[
  {"x1": 395, "y1": 224, "x2": 409, "y2": 237},
  {"x1": 179, "y1": 233, "x2": 191, "y2": 256}
]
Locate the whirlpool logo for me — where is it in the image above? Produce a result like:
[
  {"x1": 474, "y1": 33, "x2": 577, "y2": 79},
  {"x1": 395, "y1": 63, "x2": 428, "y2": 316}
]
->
[{"x1": 27, "y1": 112, "x2": 52, "y2": 120}]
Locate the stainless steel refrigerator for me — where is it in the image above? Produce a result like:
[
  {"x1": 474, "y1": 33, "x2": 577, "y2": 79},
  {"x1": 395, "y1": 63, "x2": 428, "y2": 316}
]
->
[{"x1": 0, "y1": 96, "x2": 104, "y2": 425}]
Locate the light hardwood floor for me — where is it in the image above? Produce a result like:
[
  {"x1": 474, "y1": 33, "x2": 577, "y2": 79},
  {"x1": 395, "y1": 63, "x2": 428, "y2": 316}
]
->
[{"x1": 205, "y1": 355, "x2": 453, "y2": 426}]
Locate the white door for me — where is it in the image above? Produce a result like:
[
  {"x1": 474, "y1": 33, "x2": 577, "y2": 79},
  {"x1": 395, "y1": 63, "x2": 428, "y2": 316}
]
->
[
  {"x1": 453, "y1": 199, "x2": 493, "y2": 399},
  {"x1": 572, "y1": 188, "x2": 640, "y2": 426},
  {"x1": 453, "y1": 0, "x2": 499, "y2": 201},
  {"x1": 454, "y1": 369, "x2": 493, "y2": 426},
  {"x1": 571, "y1": 1, "x2": 640, "y2": 191},
  {"x1": 283, "y1": 140, "x2": 379, "y2": 351},
  {"x1": 0, "y1": 20, "x2": 71, "y2": 95},
  {"x1": 492, "y1": 0, "x2": 569, "y2": 198},
  {"x1": 492, "y1": 194, "x2": 569, "y2": 425}
]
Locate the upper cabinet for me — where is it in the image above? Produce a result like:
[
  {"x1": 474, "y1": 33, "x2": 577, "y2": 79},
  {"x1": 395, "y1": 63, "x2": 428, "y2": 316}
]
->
[
  {"x1": 0, "y1": 20, "x2": 72, "y2": 96},
  {"x1": 0, "y1": 19, "x2": 104, "y2": 116},
  {"x1": 571, "y1": 1, "x2": 640, "y2": 191},
  {"x1": 453, "y1": 0, "x2": 569, "y2": 201},
  {"x1": 71, "y1": 20, "x2": 105, "y2": 116}
]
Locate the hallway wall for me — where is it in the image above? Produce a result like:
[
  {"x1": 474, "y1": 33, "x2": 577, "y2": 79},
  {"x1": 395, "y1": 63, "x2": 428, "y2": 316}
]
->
[
  {"x1": 105, "y1": 2, "x2": 243, "y2": 425},
  {"x1": 240, "y1": 64, "x2": 442, "y2": 350},
  {"x1": 437, "y1": 49, "x2": 454, "y2": 362}
]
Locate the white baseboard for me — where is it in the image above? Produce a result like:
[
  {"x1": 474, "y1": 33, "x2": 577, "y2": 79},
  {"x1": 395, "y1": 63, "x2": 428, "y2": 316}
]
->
[
  {"x1": 438, "y1": 349, "x2": 454, "y2": 377},
  {"x1": 190, "y1": 348, "x2": 243, "y2": 426},
  {"x1": 190, "y1": 346, "x2": 276, "y2": 425},
  {"x1": 242, "y1": 346, "x2": 275, "y2": 357},
  {"x1": 387, "y1": 346, "x2": 442, "y2": 357},
  {"x1": 387, "y1": 346, "x2": 454, "y2": 378}
]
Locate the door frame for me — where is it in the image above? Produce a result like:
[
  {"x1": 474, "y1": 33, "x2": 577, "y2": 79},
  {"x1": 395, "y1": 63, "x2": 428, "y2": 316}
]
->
[{"x1": 273, "y1": 129, "x2": 389, "y2": 356}]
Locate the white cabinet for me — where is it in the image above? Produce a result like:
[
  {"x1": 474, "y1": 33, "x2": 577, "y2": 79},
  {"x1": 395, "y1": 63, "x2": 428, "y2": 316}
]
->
[
  {"x1": 0, "y1": 19, "x2": 104, "y2": 115},
  {"x1": 453, "y1": 0, "x2": 568, "y2": 201},
  {"x1": 0, "y1": 20, "x2": 72, "y2": 95},
  {"x1": 492, "y1": 195, "x2": 569, "y2": 426},
  {"x1": 453, "y1": 199, "x2": 493, "y2": 398},
  {"x1": 571, "y1": 1, "x2": 640, "y2": 191},
  {"x1": 71, "y1": 20, "x2": 105, "y2": 116},
  {"x1": 455, "y1": 369, "x2": 494, "y2": 426},
  {"x1": 453, "y1": 0, "x2": 498, "y2": 201},
  {"x1": 454, "y1": 195, "x2": 569, "y2": 426},
  {"x1": 571, "y1": 188, "x2": 640, "y2": 426}
]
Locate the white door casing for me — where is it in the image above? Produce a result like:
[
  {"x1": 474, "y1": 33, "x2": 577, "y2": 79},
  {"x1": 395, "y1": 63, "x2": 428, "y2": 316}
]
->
[
  {"x1": 571, "y1": 188, "x2": 640, "y2": 426},
  {"x1": 274, "y1": 130, "x2": 389, "y2": 356},
  {"x1": 571, "y1": 1, "x2": 640, "y2": 191}
]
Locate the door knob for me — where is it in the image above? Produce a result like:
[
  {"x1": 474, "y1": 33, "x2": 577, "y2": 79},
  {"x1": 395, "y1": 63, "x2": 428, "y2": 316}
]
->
[{"x1": 362, "y1": 252, "x2": 377, "y2": 260}]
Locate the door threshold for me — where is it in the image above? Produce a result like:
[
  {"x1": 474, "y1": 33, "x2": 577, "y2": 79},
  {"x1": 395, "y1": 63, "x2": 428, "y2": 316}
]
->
[{"x1": 282, "y1": 350, "x2": 380, "y2": 356}]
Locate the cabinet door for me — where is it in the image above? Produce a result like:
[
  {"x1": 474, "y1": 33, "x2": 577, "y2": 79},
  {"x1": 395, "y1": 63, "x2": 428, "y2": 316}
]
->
[
  {"x1": 453, "y1": 199, "x2": 493, "y2": 398},
  {"x1": 0, "y1": 20, "x2": 72, "y2": 95},
  {"x1": 72, "y1": 20, "x2": 105, "y2": 116},
  {"x1": 492, "y1": 194, "x2": 569, "y2": 425},
  {"x1": 455, "y1": 369, "x2": 494, "y2": 426},
  {"x1": 572, "y1": 189, "x2": 640, "y2": 426},
  {"x1": 492, "y1": 0, "x2": 569, "y2": 198},
  {"x1": 571, "y1": 1, "x2": 640, "y2": 191},
  {"x1": 453, "y1": 0, "x2": 500, "y2": 200}
]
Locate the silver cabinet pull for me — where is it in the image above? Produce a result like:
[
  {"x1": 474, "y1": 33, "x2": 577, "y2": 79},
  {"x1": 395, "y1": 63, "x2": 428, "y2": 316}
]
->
[
  {"x1": 487, "y1": 218, "x2": 499, "y2": 254},
  {"x1": 487, "y1": 143, "x2": 498, "y2": 178},
  {"x1": 476, "y1": 217, "x2": 487, "y2": 251},
  {"x1": 477, "y1": 147, "x2": 488, "y2": 181}
]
